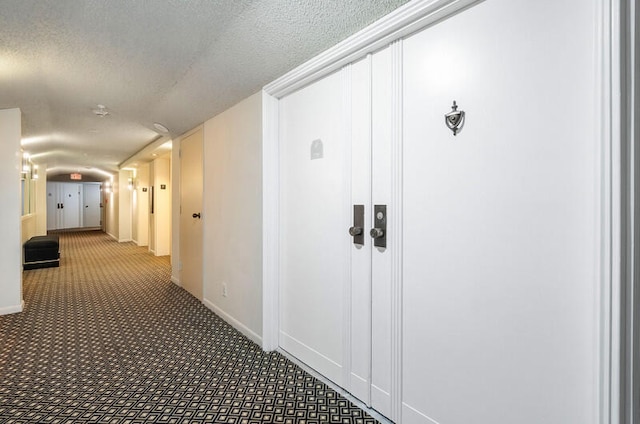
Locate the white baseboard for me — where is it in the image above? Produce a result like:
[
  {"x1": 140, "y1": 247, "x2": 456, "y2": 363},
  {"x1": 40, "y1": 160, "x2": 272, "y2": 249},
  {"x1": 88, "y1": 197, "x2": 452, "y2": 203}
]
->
[
  {"x1": 118, "y1": 238, "x2": 132, "y2": 243},
  {"x1": 0, "y1": 300, "x2": 24, "y2": 315},
  {"x1": 106, "y1": 232, "x2": 117, "y2": 241},
  {"x1": 170, "y1": 275, "x2": 181, "y2": 286},
  {"x1": 202, "y1": 298, "x2": 262, "y2": 346}
]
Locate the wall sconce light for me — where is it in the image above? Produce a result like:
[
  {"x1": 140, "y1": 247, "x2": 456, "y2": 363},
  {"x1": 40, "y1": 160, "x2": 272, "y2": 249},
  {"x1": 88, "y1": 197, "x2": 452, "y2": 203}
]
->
[
  {"x1": 103, "y1": 181, "x2": 112, "y2": 194},
  {"x1": 21, "y1": 152, "x2": 30, "y2": 173},
  {"x1": 127, "y1": 178, "x2": 134, "y2": 191},
  {"x1": 33, "y1": 165, "x2": 39, "y2": 180}
]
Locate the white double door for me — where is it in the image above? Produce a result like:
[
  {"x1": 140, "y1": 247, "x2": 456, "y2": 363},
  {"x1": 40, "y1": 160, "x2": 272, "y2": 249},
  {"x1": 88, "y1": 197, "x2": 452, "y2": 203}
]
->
[
  {"x1": 278, "y1": 49, "x2": 396, "y2": 418},
  {"x1": 47, "y1": 182, "x2": 82, "y2": 230},
  {"x1": 278, "y1": 1, "x2": 599, "y2": 423}
]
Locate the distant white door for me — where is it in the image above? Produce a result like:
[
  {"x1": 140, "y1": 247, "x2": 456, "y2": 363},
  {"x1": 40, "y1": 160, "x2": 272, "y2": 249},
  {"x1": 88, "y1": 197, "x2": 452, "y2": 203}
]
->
[
  {"x1": 46, "y1": 182, "x2": 60, "y2": 231},
  {"x1": 61, "y1": 183, "x2": 81, "y2": 229},
  {"x1": 83, "y1": 184, "x2": 101, "y2": 227},
  {"x1": 400, "y1": 2, "x2": 598, "y2": 423},
  {"x1": 180, "y1": 129, "x2": 204, "y2": 300}
]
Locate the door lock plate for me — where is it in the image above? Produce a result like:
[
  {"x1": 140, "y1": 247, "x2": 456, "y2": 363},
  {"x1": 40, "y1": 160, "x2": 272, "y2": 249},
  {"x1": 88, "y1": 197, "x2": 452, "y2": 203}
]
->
[
  {"x1": 371, "y1": 205, "x2": 387, "y2": 248},
  {"x1": 350, "y1": 205, "x2": 365, "y2": 246}
]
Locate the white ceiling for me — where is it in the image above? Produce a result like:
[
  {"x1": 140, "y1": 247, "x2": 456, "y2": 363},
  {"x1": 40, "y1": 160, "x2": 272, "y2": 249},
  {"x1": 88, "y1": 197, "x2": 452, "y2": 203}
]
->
[{"x1": 0, "y1": 0, "x2": 410, "y2": 181}]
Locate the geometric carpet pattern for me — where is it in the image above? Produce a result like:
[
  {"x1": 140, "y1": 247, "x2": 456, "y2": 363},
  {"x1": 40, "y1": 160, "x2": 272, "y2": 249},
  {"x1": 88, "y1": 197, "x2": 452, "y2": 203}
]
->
[{"x1": 0, "y1": 231, "x2": 378, "y2": 423}]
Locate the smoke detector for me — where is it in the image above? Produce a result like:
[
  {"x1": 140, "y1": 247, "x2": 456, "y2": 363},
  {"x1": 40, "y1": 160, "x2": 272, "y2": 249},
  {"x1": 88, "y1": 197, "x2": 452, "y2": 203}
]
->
[
  {"x1": 92, "y1": 104, "x2": 109, "y2": 117},
  {"x1": 153, "y1": 122, "x2": 169, "y2": 133}
]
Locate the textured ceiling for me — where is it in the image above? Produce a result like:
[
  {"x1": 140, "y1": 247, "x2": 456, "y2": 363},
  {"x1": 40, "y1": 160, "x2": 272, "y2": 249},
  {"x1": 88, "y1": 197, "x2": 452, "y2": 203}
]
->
[{"x1": 0, "y1": 0, "x2": 410, "y2": 181}]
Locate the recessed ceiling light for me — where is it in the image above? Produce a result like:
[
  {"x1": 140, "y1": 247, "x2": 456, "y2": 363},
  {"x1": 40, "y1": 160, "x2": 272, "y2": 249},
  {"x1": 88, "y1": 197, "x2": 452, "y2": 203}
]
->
[{"x1": 153, "y1": 122, "x2": 169, "y2": 133}]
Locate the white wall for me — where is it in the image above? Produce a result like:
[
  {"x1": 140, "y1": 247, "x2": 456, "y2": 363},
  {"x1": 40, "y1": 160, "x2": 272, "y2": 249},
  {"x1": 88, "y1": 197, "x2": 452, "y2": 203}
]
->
[
  {"x1": 0, "y1": 108, "x2": 23, "y2": 315},
  {"x1": 202, "y1": 92, "x2": 263, "y2": 343}
]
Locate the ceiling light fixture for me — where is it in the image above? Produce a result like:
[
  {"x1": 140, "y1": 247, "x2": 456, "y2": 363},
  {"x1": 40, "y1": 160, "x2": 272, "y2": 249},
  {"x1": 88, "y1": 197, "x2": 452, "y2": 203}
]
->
[
  {"x1": 153, "y1": 122, "x2": 169, "y2": 133},
  {"x1": 92, "y1": 104, "x2": 109, "y2": 117}
]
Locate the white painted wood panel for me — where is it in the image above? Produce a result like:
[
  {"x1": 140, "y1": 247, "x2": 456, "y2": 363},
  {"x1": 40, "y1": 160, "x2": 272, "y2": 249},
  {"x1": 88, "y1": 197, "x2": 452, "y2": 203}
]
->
[
  {"x1": 401, "y1": 1, "x2": 599, "y2": 423},
  {"x1": 370, "y1": 45, "x2": 393, "y2": 418},
  {"x1": 349, "y1": 56, "x2": 372, "y2": 403},
  {"x1": 279, "y1": 70, "x2": 349, "y2": 386}
]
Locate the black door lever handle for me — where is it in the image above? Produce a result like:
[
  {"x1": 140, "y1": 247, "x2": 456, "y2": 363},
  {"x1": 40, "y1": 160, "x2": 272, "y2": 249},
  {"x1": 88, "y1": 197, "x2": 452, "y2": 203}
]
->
[{"x1": 192, "y1": 213, "x2": 201, "y2": 219}]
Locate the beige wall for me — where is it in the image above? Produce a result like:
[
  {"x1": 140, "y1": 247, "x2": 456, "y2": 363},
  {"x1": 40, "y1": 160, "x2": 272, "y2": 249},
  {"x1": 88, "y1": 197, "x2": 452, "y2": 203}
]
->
[
  {"x1": 20, "y1": 171, "x2": 47, "y2": 243},
  {"x1": 35, "y1": 166, "x2": 47, "y2": 236},
  {"x1": 202, "y1": 92, "x2": 263, "y2": 344},
  {"x1": 21, "y1": 215, "x2": 36, "y2": 244},
  {"x1": 0, "y1": 108, "x2": 23, "y2": 315}
]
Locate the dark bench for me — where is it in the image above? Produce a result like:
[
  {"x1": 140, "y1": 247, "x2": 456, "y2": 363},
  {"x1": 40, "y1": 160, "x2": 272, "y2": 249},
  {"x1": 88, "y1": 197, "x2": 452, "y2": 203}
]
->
[{"x1": 23, "y1": 235, "x2": 60, "y2": 270}]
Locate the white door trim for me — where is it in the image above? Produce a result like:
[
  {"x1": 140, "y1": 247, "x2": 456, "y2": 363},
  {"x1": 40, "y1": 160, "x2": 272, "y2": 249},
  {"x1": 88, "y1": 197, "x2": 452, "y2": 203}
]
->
[
  {"x1": 598, "y1": 1, "x2": 622, "y2": 424},
  {"x1": 261, "y1": 2, "x2": 622, "y2": 424},
  {"x1": 619, "y1": 0, "x2": 637, "y2": 423}
]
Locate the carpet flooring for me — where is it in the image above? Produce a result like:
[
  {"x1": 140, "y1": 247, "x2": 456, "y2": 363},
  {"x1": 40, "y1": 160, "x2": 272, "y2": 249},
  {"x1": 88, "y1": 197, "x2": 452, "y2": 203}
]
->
[{"x1": 0, "y1": 231, "x2": 377, "y2": 423}]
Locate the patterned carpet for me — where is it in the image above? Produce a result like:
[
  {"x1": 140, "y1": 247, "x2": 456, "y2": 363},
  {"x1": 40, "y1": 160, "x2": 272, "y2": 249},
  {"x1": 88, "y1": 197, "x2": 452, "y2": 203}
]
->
[{"x1": 0, "y1": 231, "x2": 377, "y2": 423}]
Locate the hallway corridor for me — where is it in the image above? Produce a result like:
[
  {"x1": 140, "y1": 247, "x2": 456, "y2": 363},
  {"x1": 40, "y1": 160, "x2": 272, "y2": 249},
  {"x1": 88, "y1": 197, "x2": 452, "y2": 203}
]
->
[{"x1": 0, "y1": 231, "x2": 376, "y2": 423}]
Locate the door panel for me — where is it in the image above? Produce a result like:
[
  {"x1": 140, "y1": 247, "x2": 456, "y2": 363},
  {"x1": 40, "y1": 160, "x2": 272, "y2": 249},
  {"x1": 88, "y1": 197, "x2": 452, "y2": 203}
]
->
[
  {"x1": 349, "y1": 56, "x2": 373, "y2": 403},
  {"x1": 62, "y1": 183, "x2": 81, "y2": 229},
  {"x1": 279, "y1": 70, "x2": 349, "y2": 386},
  {"x1": 401, "y1": 1, "x2": 597, "y2": 423},
  {"x1": 370, "y1": 45, "x2": 393, "y2": 417},
  {"x1": 46, "y1": 182, "x2": 59, "y2": 231},
  {"x1": 180, "y1": 130, "x2": 204, "y2": 300},
  {"x1": 83, "y1": 184, "x2": 101, "y2": 227}
]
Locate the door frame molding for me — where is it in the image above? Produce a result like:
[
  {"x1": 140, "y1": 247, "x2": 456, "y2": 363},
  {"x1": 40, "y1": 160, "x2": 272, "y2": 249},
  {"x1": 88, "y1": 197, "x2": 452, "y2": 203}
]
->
[
  {"x1": 261, "y1": 2, "x2": 624, "y2": 424},
  {"x1": 619, "y1": 0, "x2": 638, "y2": 423}
]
